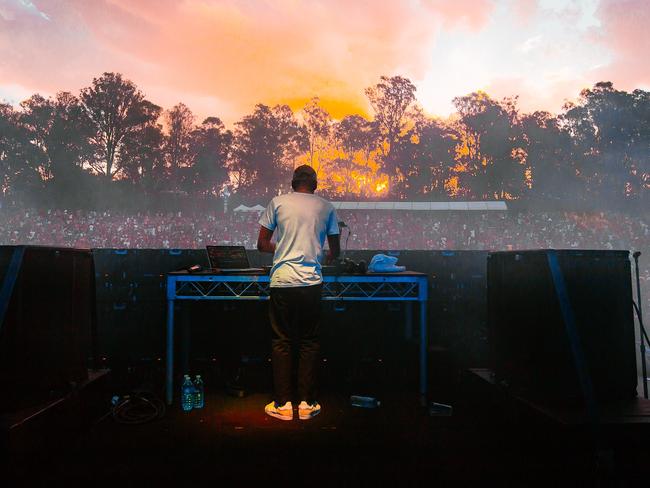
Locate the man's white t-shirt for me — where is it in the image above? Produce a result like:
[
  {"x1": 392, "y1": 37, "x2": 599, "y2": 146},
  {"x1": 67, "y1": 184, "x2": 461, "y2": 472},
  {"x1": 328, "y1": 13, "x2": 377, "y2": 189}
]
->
[{"x1": 259, "y1": 192, "x2": 339, "y2": 288}]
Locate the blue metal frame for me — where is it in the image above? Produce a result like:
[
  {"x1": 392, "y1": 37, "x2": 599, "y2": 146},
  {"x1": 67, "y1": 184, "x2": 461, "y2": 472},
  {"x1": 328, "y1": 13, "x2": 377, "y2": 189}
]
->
[
  {"x1": 165, "y1": 272, "x2": 429, "y2": 405},
  {"x1": 547, "y1": 250, "x2": 598, "y2": 424},
  {"x1": 0, "y1": 246, "x2": 25, "y2": 334}
]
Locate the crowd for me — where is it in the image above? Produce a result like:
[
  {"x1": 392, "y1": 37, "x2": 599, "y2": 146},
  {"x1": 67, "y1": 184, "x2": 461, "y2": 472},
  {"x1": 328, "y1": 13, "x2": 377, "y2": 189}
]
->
[
  {"x1": 2, "y1": 205, "x2": 649, "y2": 315},
  {"x1": 1, "y1": 207, "x2": 648, "y2": 254}
]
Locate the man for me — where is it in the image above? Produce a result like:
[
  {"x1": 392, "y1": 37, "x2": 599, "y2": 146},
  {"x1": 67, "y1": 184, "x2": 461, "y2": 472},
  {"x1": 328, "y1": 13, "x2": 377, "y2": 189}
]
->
[{"x1": 257, "y1": 165, "x2": 340, "y2": 420}]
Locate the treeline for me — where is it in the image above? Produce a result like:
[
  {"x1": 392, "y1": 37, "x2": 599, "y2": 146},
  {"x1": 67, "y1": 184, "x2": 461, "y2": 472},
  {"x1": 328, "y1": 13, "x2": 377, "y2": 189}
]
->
[{"x1": 0, "y1": 73, "x2": 648, "y2": 211}]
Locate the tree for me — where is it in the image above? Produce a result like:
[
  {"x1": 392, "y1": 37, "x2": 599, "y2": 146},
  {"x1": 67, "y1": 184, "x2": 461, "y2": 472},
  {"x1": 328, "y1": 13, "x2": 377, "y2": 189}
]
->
[
  {"x1": 521, "y1": 111, "x2": 579, "y2": 203},
  {"x1": 80, "y1": 72, "x2": 159, "y2": 181},
  {"x1": 184, "y1": 117, "x2": 232, "y2": 197},
  {"x1": 561, "y1": 82, "x2": 650, "y2": 205},
  {"x1": 365, "y1": 75, "x2": 418, "y2": 181},
  {"x1": 453, "y1": 92, "x2": 525, "y2": 199},
  {"x1": 119, "y1": 122, "x2": 166, "y2": 192},
  {"x1": 164, "y1": 102, "x2": 194, "y2": 186},
  {"x1": 327, "y1": 114, "x2": 380, "y2": 196},
  {"x1": 229, "y1": 104, "x2": 307, "y2": 198},
  {"x1": 334, "y1": 114, "x2": 378, "y2": 163},
  {"x1": 0, "y1": 103, "x2": 41, "y2": 200},
  {"x1": 19, "y1": 92, "x2": 93, "y2": 183},
  {"x1": 392, "y1": 117, "x2": 457, "y2": 199},
  {"x1": 301, "y1": 97, "x2": 331, "y2": 175}
]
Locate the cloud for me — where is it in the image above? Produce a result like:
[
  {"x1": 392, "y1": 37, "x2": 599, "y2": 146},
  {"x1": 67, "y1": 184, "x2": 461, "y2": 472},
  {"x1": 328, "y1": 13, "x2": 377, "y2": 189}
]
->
[
  {"x1": 421, "y1": 0, "x2": 495, "y2": 30},
  {"x1": 0, "y1": 1, "x2": 111, "y2": 93},
  {"x1": 593, "y1": 0, "x2": 650, "y2": 90},
  {"x1": 513, "y1": 0, "x2": 538, "y2": 25},
  {"x1": 5, "y1": 0, "x2": 645, "y2": 125},
  {"x1": 485, "y1": 75, "x2": 590, "y2": 114},
  {"x1": 0, "y1": 0, "x2": 495, "y2": 125},
  {"x1": 517, "y1": 34, "x2": 543, "y2": 53},
  {"x1": 0, "y1": 0, "x2": 50, "y2": 21}
]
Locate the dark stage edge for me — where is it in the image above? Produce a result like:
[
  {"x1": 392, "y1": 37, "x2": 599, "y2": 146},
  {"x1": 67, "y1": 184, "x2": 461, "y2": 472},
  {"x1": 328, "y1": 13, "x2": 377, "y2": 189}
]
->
[
  {"x1": 466, "y1": 368, "x2": 650, "y2": 426},
  {"x1": 1, "y1": 369, "x2": 110, "y2": 453},
  {"x1": 5, "y1": 389, "x2": 650, "y2": 486}
]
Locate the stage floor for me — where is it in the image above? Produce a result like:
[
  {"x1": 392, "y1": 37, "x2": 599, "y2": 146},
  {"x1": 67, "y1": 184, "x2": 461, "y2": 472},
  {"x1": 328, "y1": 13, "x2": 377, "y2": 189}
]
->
[{"x1": 5, "y1": 388, "x2": 650, "y2": 485}]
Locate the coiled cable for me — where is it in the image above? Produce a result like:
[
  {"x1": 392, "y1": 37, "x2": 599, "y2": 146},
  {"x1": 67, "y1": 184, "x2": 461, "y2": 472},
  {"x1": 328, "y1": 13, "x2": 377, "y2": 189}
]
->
[{"x1": 111, "y1": 391, "x2": 166, "y2": 424}]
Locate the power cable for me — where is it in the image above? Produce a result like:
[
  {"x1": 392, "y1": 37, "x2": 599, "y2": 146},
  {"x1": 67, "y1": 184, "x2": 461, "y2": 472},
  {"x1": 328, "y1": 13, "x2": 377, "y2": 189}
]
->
[{"x1": 110, "y1": 391, "x2": 166, "y2": 425}]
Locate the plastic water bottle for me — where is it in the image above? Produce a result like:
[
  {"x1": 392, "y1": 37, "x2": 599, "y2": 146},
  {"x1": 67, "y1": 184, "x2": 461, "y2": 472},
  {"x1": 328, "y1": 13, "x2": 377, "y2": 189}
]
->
[
  {"x1": 193, "y1": 375, "x2": 204, "y2": 409},
  {"x1": 181, "y1": 375, "x2": 194, "y2": 412},
  {"x1": 350, "y1": 395, "x2": 381, "y2": 408}
]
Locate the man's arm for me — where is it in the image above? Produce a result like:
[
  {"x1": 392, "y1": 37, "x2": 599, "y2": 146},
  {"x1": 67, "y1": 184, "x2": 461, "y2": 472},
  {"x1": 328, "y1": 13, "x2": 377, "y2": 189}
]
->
[
  {"x1": 326, "y1": 233, "x2": 341, "y2": 264},
  {"x1": 257, "y1": 226, "x2": 276, "y2": 254}
]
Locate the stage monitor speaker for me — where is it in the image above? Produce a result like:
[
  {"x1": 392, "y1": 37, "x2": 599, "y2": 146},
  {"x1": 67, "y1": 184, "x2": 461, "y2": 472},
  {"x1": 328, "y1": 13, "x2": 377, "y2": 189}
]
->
[
  {"x1": 487, "y1": 250, "x2": 636, "y2": 401},
  {"x1": 0, "y1": 246, "x2": 94, "y2": 411}
]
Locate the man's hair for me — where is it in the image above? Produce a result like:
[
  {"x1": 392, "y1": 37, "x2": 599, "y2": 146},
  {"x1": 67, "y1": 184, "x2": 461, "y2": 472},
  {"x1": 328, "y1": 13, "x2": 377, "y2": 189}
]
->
[{"x1": 291, "y1": 165, "x2": 317, "y2": 191}]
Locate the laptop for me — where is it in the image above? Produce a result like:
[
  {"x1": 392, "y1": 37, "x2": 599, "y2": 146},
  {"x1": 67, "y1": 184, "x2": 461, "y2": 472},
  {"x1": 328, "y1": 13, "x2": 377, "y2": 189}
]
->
[{"x1": 205, "y1": 245, "x2": 265, "y2": 273}]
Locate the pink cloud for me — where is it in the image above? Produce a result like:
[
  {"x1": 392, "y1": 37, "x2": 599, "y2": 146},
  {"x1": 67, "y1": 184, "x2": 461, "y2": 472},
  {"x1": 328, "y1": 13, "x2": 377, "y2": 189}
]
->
[
  {"x1": 484, "y1": 75, "x2": 591, "y2": 115},
  {"x1": 0, "y1": 0, "x2": 495, "y2": 124},
  {"x1": 421, "y1": 0, "x2": 495, "y2": 30},
  {"x1": 513, "y1": 0, "x2": 538, "y2": 25},
  {"x1": 594, "y1": 0, "x2": 650, "y2": 89}
]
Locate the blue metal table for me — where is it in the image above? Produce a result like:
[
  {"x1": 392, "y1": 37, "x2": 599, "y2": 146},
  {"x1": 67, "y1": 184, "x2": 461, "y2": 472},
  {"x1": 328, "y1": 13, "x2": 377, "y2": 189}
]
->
[{"x1": 166, "y1": 271, "x2": 429, "y2": 405}]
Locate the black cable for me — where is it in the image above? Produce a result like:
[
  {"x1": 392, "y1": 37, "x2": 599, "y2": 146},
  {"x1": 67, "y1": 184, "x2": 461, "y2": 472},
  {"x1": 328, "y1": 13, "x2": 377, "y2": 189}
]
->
[
  {"x1": 343, "y1": 226, "x2": 351, "y2": 259},
  {"x1": 330, "y1": 225, "x2": 350, "y2": 307},
  {"x1": 111, "y1": 391, "x2": 166, "y2": 425},
  {"x1": 632, "y1": 300, "x2": 649, "y2": 400},
  {"x1": 633, "y1": 301, "x2": 650, "y2": 347}
]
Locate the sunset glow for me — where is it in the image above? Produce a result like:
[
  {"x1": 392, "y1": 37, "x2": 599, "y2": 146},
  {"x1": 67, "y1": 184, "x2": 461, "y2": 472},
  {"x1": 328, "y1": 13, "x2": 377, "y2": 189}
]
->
[{"x1": 1, "y1": 0, "x2": 648, "y2": 127}]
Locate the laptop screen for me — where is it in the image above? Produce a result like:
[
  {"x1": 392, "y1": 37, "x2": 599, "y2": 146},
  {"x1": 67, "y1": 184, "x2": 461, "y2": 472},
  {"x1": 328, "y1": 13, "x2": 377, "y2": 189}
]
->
[{"x1": 206, "y1": 245, "x2": 250, "y2": 269}]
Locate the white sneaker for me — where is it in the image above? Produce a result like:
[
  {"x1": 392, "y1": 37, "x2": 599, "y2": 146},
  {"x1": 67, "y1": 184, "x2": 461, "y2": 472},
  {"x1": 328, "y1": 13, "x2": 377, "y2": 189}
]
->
[
  {"x1": 298, "y1": 401, "x2": 321, "y2": 420},
  {"x1": 265, "y1": 401, "x2": 293, "y2": 421}
]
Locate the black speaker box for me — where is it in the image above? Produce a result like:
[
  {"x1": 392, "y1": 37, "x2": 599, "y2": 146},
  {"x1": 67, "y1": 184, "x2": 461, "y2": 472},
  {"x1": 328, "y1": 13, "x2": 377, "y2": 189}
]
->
[
  {"x1": 0, "y1": 246, "x2": 94, "y2": 410},
  {"x1": 487, "y1": 250, "x2": 637, "y2": 401}
]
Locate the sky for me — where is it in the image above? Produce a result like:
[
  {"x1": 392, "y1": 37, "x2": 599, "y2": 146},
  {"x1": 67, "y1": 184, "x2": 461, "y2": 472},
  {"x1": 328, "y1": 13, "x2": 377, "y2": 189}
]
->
[{"x1": 0, "y1": 0, "x2": 649, "y2": 127}]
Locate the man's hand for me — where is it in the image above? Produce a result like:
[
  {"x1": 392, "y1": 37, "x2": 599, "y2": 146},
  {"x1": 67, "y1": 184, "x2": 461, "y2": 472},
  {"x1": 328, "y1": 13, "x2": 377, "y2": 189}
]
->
[{"x1": 257, "y1": 226, "x2": 276, "y2": 254}]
